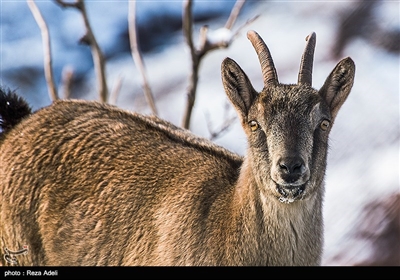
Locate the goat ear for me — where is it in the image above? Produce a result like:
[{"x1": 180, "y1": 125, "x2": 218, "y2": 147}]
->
[
  {"x1": 319, "y1": 57, "x2": 355, "y2": 120},
  {"x1": 221, "y1": 57, "x2": 258, "y2": 121}
]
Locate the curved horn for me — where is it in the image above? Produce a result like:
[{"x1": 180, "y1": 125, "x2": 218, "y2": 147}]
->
[
  {"x1": 298, "y1": 32, "x2": 316, "y2": 86},
  {"x1": 247, "y1": 30, "x2": 278, "y2": 87}
]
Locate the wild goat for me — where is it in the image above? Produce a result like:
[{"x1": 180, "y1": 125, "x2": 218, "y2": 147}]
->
[{"x1": 0, "y1": 30, "x2": 355, "y2": 266}]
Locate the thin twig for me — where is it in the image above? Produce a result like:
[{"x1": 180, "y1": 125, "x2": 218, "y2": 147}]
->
[
  {"x1": 78, "y1": 0, "x2": 108, "y2": 103},
  {"x1": 109, "y1": 75, "x2": 123, "y2": 105},
  {"x1": 231, "y1": 14, "x2": 259, "y2": 39},
  {"x1": 54, "y1": 0, "x2": 79, "y2": 8},
  {"x1": 128, "y1": 0, "x2": 158, "y2": 115},
  {"x1": 55, "y1": 0, "x2": 108, "y2": 103},
  {"x1": 181, "y1": 0, "x2": 250, "y2": 129},
  {"x1": 181, "y1": 0, "x2": 199, "y2": 129},
  {"x1": 60, "y1": 65, "x2": 74, "y2": 99},
  {"x1": 183, "y1": 0, "x2": 196, "y2": 61},
  {"x1": 27, "y1": 0, "x2": 59, "y2": 101},
  {"x1": 224, "y1": 0, "x2": 246, "y2": 30},
  {"x1": 205, "y1": 101, "x2": 237, "y2": 141}
]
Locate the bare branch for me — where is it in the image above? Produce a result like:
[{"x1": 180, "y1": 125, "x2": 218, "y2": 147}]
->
[
  {"x1": 54, "y1": 0, "x2": 108, "y2": 103},
  {"x1": 60, "y1": 65, "x2": 74, "y2": 99},
  {"x1": 205, "y1": 101, "x2": 237, "y2": 141},
  {"x1": 198, "y1": 1, "x2": 253, "y2": 57},
  {"x1": 224, "y1": 0, "x2": 246, "y2": 30},
  {"x1": 128, "y1": 0, "x2": 158, "y2": 115},
  {"x1": 181, "y1": 0, "x2": 199, "y2": 129},
  {"x1": 27, "y1": 0, "x2": 59, "y2": 102},
  {"x1": 183, "y1": 0, "x2": 196, "y2": 60},
  {"x1": 77, "y1": 0, "x2": 108, "y2": 103},
  {"x1": 54, "y1": 0, "x2": 80, "y2": 9},
  {"x1": 109, "y1": 75, "x2": 123, "y2": 105},
  {"x1": 231, "y1": 14, "x2": 260, "y2": 40},
  {"x1": 181, "y1": 0, "x2": 252, "y2": 129}
]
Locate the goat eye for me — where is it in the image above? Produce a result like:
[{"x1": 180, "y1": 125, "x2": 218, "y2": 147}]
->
[
  {"x1": 320, "y1": 120, "x2": 330, "y2": 131},
  {"x1": 249, "y1": 120, "x2": 259, "y2": 131}
]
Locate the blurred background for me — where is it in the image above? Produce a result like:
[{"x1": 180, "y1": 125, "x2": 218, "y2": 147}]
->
[{"x1": 1, "y1": 0, "x2": 399, "y2": 266}]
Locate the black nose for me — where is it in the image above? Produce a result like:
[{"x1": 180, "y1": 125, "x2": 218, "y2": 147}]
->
[
  {"x1": 278, "y1": 157, "x2": 306, "y2": 183},
  {"x1": 279, "y1": 157, "x2": 304, "y2": 174}
]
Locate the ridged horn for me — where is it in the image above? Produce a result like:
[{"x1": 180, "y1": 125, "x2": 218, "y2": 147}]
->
[
  {"x1": 247, "y1": 30, "x2": 278, "y2": 87},
  {"x1": 298, "y1": 32, "x2": 316, "y2": 86}
]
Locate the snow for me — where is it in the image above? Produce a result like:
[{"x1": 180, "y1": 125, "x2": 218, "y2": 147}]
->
[
  {"x1": 206, "y1": 27, "x2": 233, "y2": 46},
  {"x1": 1, "y1": 0, "x2": 399, "y2": 265}
]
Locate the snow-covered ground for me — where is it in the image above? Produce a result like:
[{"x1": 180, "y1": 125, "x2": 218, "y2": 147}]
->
[{"x1": 1, "y1": 0, "x2": 399, "y2": 265}]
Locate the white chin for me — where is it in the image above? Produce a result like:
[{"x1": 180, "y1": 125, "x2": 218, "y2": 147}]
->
[{"x1": 278, "y1": 196, "x2": 295, "y2": 204}]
